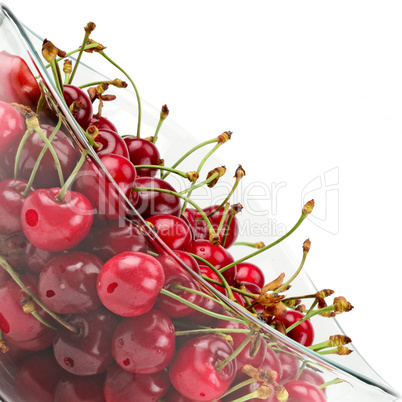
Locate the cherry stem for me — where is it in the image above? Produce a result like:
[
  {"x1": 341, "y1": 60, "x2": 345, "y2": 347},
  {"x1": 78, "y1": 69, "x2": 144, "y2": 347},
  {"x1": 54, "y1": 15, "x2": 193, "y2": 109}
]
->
[
  {"x1": 179, "y1": 172, "x2": 218, "y2": 194},
  {"x1": 0, "y1": 256, "x2": 79, "y2": 334},
  {"x1": 22, "y1": 118, "x2": 63, "y2": 197},
  {"x1": 206, "y1": 177, "x2": 241, "y2": 218},
  {"x1": 319, "y1": 378, "x2": 344, "y2": 388},
  {"x1": 152, "y1": 116, "x2": 164, "y2": 144},
  {"x1": 99, "y1": 51, "x2": 142, "y2": 138},
  {"x1": 33, "y1": 126, "x2": 65, "y2": 187},
  {"x1": 36, "y1": 93, "x2": 46, "y2": 116},
  {"x1": 132, "y1": 187, "x2": 219, "y2": 245},
  {"x1": 221, "y1": 378, "x2": 257, "y2": 399},
  {"x1": 217, "y1": 203, "x2": 230, "y2": 236},
  {"x1": 189, "y1": 253, "x2": 234, "y2": 300},
  {"x1": 233, "y1": 241, "x2": 266, "y2": 249},
  {"x1": 68, "y1": 31, "x2": 91, "y2": 84},
  {"x1": 229, "y1": 389, "x2": 264, "y2": 402},
  {"x1": 219, "y1": 213, "x2": 308, "y2": 275},
  {"x1": 161, "y1": 138, "x2": 218, "y2": 180},
  {"x1": 285, "y1": 305, "x2": 337, "y2": 333},
  {"x1": 181, "y1": 142, "x2": 222, "y2": 213},
  {"x1": 31, "y1": 310, "x2": 57, "y2": 331},
  {"x1": 159, "y1": 288, "x2": 245, "y2": 324},
  {"x1": 134, "y1": 165, "x2": 190, "y2": 179},
  {"x1": 49, "y1": 59, "x2": 64, "y2": 96},
  {"x1": 199, "y1": 276, "x2": 259, "y2": 300},
  {"x1": 56, "y1": 150, "x2": 88, "y2": 202},
  {"x1": 173, "y1": 283, "x2": 226, "y2": 304},
  {"x1": 274, "y1": 250, "x2": 308, "y2": 294},
  {"x1": 14, "y1": 128, "x2": 33, "y2": 179},
  {"x1": 215, "y1": 333, "x2": 252, "y2": 373},
  {"x1": 221, "y1": 214, "x2": 234, "y2": 248}
]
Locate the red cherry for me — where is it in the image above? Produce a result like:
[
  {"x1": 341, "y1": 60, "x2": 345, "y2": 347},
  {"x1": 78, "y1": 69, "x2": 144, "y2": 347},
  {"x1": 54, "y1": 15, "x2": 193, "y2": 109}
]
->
[
  {"x1": 132, "y1": 176, "x2": 181, "y2": 219},
  {"x1": 0, "y1": 51, "x2": 41, "y2": 108},
  {"x1": 105, "y1": 364, "x2": 170, "y2": 402},
  {"x1": 199, "y1": 264, "x2": 226, "y2": 295},
  {"x1": 97, "y1": 251, "x2": 165, "y2": 317},
  {"x1": 0, "y1": 179, "x2": 33, "y2": 234},
  {"x1": 74, "y1": 154, "x2": 136, "y2": 219},
  {"x1": 183, "y1": 208, "x2": 208, "y2": 239},
  {"x1": 124, "y1": 137, "x2": 161, "y2": 177},
  {"x1": 92, "y1": 128, "x2": 129, "y2": 158},
  {"x1": 24, "y1": 242, "x2": 58, "y2": 274},
  {"x1": 0, "y1": 275, "x2": 54, "y2": 344},
  {"x1": 53, "y1": 307, "x2": 118, "y2": 376},
  {"x1": 185, "y1": 239, "x2": 237, "y2": 285},
  {"x1": 5, "y1": 124, "x2": 78, "y2": 189},
  {"x1": 273, "y1": 310, "x2": 315, "y2": 347},
  {"x1": 156, "y1": 254, "x2": 203, "y2": 318},
  {"x1": 38, "y1": 251, "x2": 103, "y2": 314},
  {"x1": 54, "y1": 373, "x2": 106, "y2": 402},
  {"x1": 259, "y1": 345, "x2": 283, "y2": 383},
  {"x1": 281, "y1": 380, "x2": 327, "y2": 402},
  {"x1": 0, "y1": 231, "x2": 29, "y2": 271},
  {"x1": 276, "y1": 350, "x2": 299, "y2": 384},
  {"x1": 236, "y1": 262, "x2": 265, "y2": 288},
  {"x1": 112, "y1": 309, "x2": 176, "y2": 374},
  {"x1": 222, "y1": 381, "x2": 276, "y2": 402},
  {"x1": 63, "y1": 84, "x2": 93, "y2": 128},
  {"x1": 81, "y1": 218, "x2": 148, "y2": 261},
  {"x1": 164, "y1": 387, "x2": 217, "y2": 402},
  {"x1": 146, "y1": 214, "x2": 192, "y2": 250},
  {"x1": 298, "y1": 368, "x2": 326, "y2": 393},
  {"x1": 87, "y1": 115, "x2": 118, "y2": 133},
  {"x1": 14, "y1": 349, "x2": 68, "y2": 402},
  {"x1": 169, "y1": 334, "x2": 236, "y2": 401},
  {"x1": 174, "y1": 250, "x2": 201, "y2": 275},
  {"x1": 0, "y1": 100, "x2": 26, "y2": 157},
  {"x1": 21, "y1": 188, "x2": 94, "y2": 252},
  {"x1": 7, "y1": 330, "x2": 55, "y2": 352}
]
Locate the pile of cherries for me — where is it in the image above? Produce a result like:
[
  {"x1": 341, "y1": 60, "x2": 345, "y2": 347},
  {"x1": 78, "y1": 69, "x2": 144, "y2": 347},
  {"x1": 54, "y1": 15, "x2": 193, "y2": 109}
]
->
[{"x1": 0, "y1": 30, "x2": 344, "y2": 402}]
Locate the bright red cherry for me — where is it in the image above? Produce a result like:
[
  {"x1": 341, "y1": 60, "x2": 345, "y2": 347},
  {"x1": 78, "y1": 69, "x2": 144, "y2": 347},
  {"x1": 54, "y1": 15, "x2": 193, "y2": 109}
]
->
[
  {"x1": 97, "y1": 251, "x2": 165, "y2": 317},
  {"x1": 38, "y1": 251, "x2": 103, "y2": 314},
  {"x1": 276, "y1": 350, "x2": 300, "y2": 384},
  {"x1": 169, "y1": 334, "x2": 236, "y2": 401},
  {"x1": 21, "y1": 188, "x2": 94, "y2": 252},
  {"x1": 185, "y1": 239, "x2": 237, "y2": 285},
  {"x1": 174, "y1": 250, "x2": 201, "y2": 275},
  {"x1": 92, "y1": 128, "x2": 129, "y2": 158},
  {"x1": 146, "y1": 214, "x2": 192, "y2": 250},
  {"x1": 236, "y1": 262, "x2": 265, "y2": 288},
  {"x1": 74, "y1": 154, "x2": 136, "y2": 219},
  {"x1": 281, "y1": 380, "x2": 327, "y2": 402},
  {"x1": 53, "y1": 307, "x2": 118, "y2": 376},
  {"x1": 123, "y1": 137, "x2": 161, "y2": 177},
  {"x1": 63, "y1": 84, "x2": 93, "y2": 128},
  {"x1": 273, "y1": 310, "x2": 315, "y2": 347},
  {"x1": 0, "y1": 51, "x2": 41, "y2": 108},
  {"x1": 87, "y1": 115, "x2": 118, "y2": 133},
  {"x1": 0, "y1": 178, "x2": 33, "y2": 234},
  {"x1": 112, "y1": 309, "x2": 176, "y2": 374},
  {"x1": 0, "y1": 100, "x2": 26, "y2": 157},
  {"x1": 132, "y1": 176, "x2": 181, "y2": 219},
  {"x1": 104, "y1": 364, "x2": 170, "y2": 402}
]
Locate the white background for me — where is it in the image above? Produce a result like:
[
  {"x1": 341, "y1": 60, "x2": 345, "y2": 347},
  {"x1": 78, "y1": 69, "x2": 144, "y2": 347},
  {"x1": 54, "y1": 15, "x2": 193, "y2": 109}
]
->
[{"x1": 5, "y1": 0, "x2": 402, "y2": 395}]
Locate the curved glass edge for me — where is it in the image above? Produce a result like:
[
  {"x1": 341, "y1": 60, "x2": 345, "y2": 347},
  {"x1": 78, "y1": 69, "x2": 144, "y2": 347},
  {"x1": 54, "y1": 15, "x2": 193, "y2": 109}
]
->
[{"x1": 0, "y1": 3, "x2": 400, "y2": 400}]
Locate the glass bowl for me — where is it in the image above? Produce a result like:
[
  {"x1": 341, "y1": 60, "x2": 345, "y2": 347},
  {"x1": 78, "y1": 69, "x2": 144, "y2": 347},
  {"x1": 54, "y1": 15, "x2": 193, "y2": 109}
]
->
[{"x1": 0, "y1": 3, "x2": 400, "y2": 401}]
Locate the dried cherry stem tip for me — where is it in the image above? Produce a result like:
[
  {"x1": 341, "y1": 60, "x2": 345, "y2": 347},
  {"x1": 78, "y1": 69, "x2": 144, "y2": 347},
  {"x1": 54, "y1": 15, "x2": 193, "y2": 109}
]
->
[
  {"x1": 308, "y1": 334, "x2": 352, "y2": 351},
  {"x1": 152, "y1": 104, "x2": 169, "y2": 144},
  {"x1": 0, "y1": 256, "x2": 79, "y2": 334}
]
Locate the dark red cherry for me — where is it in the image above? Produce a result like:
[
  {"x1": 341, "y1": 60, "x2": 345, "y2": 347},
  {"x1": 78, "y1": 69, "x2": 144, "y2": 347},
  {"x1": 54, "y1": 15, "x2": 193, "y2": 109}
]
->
[
  {"x1": 273, "y1": 310, "x2": 315, "y2": 347},
  {"x1": 5, "y1": 124, "x2": 78, "y2": 189},
  {"x1": 276, "y1": 350, "x2": 299, "y2": 384},
  {"x1": 123, "y1": 137, "x2": 161, "y2": 177},
  {"x1": 21, "y1": 188, "x2": 94, "y2": 252},
  {"x1": 14, "y1": 349, "x2": 68, "y2": 402},
  {"x1": 281, "y1": 380, "x2": 327, "y2": 402},
  {"x1": 298, "y1": 368, "x2": 326, "y2": 392},
  {"x1": 146, "y1": 214, "x2": 192, "y2": 250},
  {"x1": 132, "y1": 176, "x2": 181, "y2": 219},
  {"x1": 183, "y1": 208, "x2": 209, "y2": 239},
  {"x1": 53, "y1": 307, "x2": 118, "y2": 376},
  {"x1": 24, "y1": 242, "x2": 58, "y2": 274},
  {"x1": 236, "y1": 262, "x2": 265, "y2": 288},
  {"x1": 97, "y1": 251, "x2": 165, "y2": 317},
  {"x1": 104, "y1": 364, "x2": 170, "y2": 402},
  {"x1": 38, "y1": 251, "x2": 103, "y2": 314},
  {"x1": 0, "y1": 179, "x2": 33, "y2": 234},
  {"x1": 0, "y1": 231, "x2": 29, "y2": 271},
  {"x1": 92, "y1": 128, "x2": 129, "y2": 158},
  {"x1": 0, "y1": 100, "x2": 26, "y2": 157},
  {"x1": 0, "y1": 51, "x2": 41, "y2": 108},
  {"x1": 259, "y1": 345, "x2": 283, "y2": 383},
  {"x1": 74, "y1": 154, "x2": 136, "y2": 219},
  {"x1": 87, "y1": 115, "x2": 118, "y2": 133},
  {"x1": 81, "y1": 218, "x2": 148, "y2": 261},
  {"x1": 112, "y1": 309, "x2": 176, "y2": 374},
  {"x1": 0, "y1": 275, "x2": 54, "y2": 343},
  {"x1": 174, "y1": 249, "x2": 201, "y2": 275},
  {"x1": 54, "y1": 373, "x2": 106, "y2": 402},
  {"x1": 169, "y1": 334, "x2": 236, "y2": 401},
  {"x1": 7, "y1": 330, "x2": 55, "y2": 352},
  {"x1": 185, "y1": 239, "x2": 237, "y2": 285},
  {"x1": 199, "y1": 264, "x2": 226, "y2": 295},
  {"x1": 156, "y1": 254, "x2": 203, "y2": 318},
  {"x1": 63, "y1": 84, "x2": 93, "y2": 128}
]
